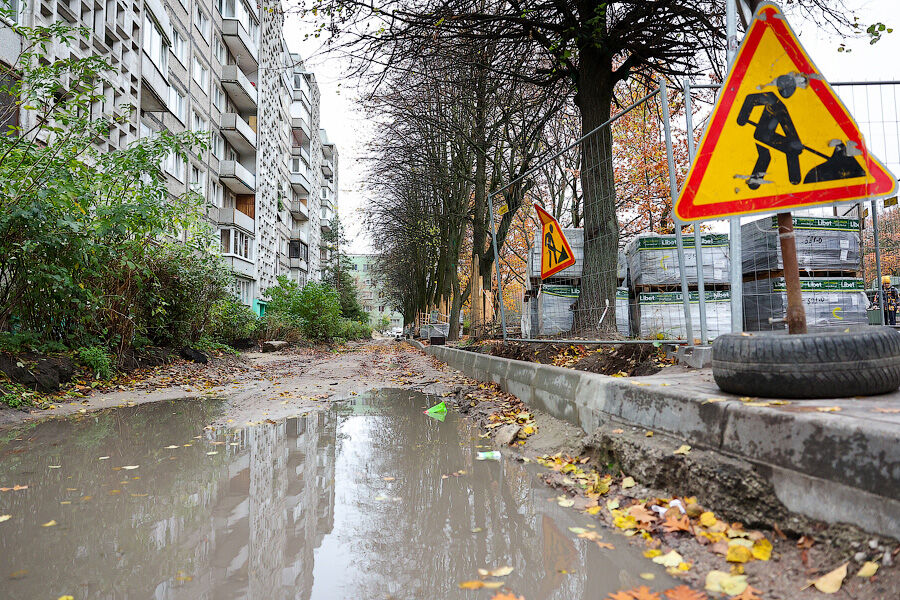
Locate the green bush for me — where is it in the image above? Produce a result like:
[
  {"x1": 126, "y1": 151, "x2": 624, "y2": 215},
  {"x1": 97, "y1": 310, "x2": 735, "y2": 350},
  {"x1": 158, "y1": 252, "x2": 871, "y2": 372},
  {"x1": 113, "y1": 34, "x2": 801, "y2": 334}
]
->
[
  {"x1": 336, "y1": 319, "x2": 373, "y2": 341},
  {"x1": 264, "y1": 277, "x2": 341, "y2": 342},
  {"x1": 77, "y1": 346, "x2": 114, "y2": 380},
  {"x1": 259, "y1": 311, "x2": 304, "y2": 343},
  {"x1": 208, "y1": 298, "x2": 259, "y2": 347}
]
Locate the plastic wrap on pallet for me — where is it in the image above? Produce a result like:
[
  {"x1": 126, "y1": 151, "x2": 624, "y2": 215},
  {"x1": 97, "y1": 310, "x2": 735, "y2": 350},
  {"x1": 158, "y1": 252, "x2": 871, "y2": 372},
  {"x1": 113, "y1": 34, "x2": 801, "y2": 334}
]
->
[
  {"x1": 743, "y1": 277, "x2": 868, "y2": 331},
  {"x1": 741, "y1": 216, "x2": 861, "y2": 274},
  {"x1": 617, "y1": 250, "x2": 627, "y2": 282},
  {"x1": 616, "y1": 287, "x2": 630, "y2": 337},
  {"x1": 530, "y1": 228, "x2": 584, "y2": 279},
  {"x1": 633, "y1": 290, "x2": 732, "y2": 340},
  {"x1": 538, "y1": 285, "x2": 579, "y2": 335},
  {"x1": 626, "y1": 233, "x2": 730, "y2": 287}
]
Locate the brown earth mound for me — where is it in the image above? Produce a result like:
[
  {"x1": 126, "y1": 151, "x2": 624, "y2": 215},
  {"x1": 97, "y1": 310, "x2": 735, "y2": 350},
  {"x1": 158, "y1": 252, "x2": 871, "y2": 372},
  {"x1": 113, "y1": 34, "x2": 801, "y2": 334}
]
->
[{"x1": 472, "y1": 341, "x2": 668, "y2": 377}]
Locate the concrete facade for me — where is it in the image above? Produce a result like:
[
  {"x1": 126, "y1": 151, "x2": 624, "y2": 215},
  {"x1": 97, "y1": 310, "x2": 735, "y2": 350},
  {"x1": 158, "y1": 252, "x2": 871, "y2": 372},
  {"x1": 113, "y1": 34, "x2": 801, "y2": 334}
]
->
[
  {"x1": 2, "y1": 0, "x2": 337, "y2": 313},
  {"x1": 348, "y1": 254, "x2": 403, "y2": 330}
]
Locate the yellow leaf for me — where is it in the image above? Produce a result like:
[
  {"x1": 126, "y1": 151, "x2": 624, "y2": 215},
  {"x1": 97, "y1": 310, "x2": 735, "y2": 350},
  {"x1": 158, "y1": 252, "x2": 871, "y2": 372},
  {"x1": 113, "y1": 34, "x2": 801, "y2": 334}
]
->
[
  {"x1": 458, "y1": 581, "x2": 485, "y2": 589},
  {"x1": 645, "y1": 431, "x2": 654, "y2": 437},
  {"x1": 606, "y1": 499, "x2": 620, "y2": 510},
  {"x1": 568, "y1": 527, "x2": 589, "y2": 534},
  {"x1": 639, "y1": 573, "x2": 655, "y2": 580},
  {"x1": 585, "y1": 505, "x2": 602, "y2": 515},
  {"x1": 557, "y1": 497, "x2": 575, "y2": 508},
  {"x1": 621, "y1": 476, "x2": 636, "y2": 489},
  {"x1": 643, "y1": 549, "x2": 663, "y2": 558},
  {"x1": 677, "y1": 562, "x2": 691, "y2": 571},
  {"x1": 726, "y1": 544, "x2": 753, "y2": 563},
  {"x1": 0, "y1": 514, "x2": 10, "y2": 523},
  {"x1": 856, "y1": 561, "x2": 878, "y2": 578},
  {"x1": 652, "y1": 550, "x2": 684, "y2": 568},
  {"x1": 673, "y1": 444, "x2": 691, "y2": 455},
  {"x1": 811, "y1": 562, "x2": 848, "y2": 594},
  {"x1": 699, "y1": 512, "x2": 717, "y2": 528},
  {"x1": 58, "y1": 596, "x2": 74, "y2": 600},
  {"x1": 489, "y1": 566, "x2": 514, "y2": 577},
  {"x1": 751, "y1": 538, "x2": 772, "y2": 561},
  {"x1": 41, "y1": 520, "x2": 57, "y2": 527},
  {"x1": 705, "y1": 570, "x2": 748, "y2": 596},
  {"x1": 482, "y1": 581, "x2": 504, "y2": 589}
]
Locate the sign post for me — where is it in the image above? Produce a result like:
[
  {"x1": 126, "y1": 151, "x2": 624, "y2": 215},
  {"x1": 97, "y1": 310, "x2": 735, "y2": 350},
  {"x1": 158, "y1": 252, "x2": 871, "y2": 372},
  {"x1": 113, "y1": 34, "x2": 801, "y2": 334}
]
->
[{"x1": 675, "y1": 3, "x2": 896, "y2": 336}]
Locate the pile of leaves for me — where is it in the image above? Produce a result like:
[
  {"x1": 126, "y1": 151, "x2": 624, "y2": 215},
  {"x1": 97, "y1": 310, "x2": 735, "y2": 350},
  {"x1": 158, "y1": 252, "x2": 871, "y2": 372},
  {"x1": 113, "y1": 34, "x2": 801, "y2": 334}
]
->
[{"x1": 479, "y1": 341, "x2": 672, "y2": 377}]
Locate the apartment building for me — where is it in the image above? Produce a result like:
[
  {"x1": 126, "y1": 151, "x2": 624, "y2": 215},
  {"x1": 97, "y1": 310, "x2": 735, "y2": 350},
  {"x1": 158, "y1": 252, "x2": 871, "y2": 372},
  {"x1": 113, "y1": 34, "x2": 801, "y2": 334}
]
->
[
  {"x1": 1, "y1": 0, "x2": 337, "y2": 314},
  {"x1": 348, "y1": 254, "x2": 403, "y2": 331}
]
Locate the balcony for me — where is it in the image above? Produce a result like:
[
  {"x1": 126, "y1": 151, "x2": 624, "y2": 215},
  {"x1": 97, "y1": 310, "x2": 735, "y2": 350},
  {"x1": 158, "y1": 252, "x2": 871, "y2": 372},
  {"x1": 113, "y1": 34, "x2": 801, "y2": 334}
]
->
[
  {"x1": 291, "y1": 228, "x2": 309, "y2": 243},
  {"x1": 222, "y1": 19, "x2": 259, "y2": 74},
  {"x1": 221, "y1": 65, "x2": 257, "y2": 111},
  {"x1": 223, "y1": 255, "x2": 255, "y2": 277},
  {"x1": 290, "y1": 115, "x2": 310, "y2": 138},
  {"x1": 219, "y1": 160, "x2": 256, "y2": 194},
  {"x1": 218, "y1": 207, "x2": 255, "y2": 234},
  {"x1": 290, "y1": 200, "x2": 309, "y2": 221},
  {"x1": 289, "y1": 258, "x2": 308, "y2": 271},
  {"x1": 290, "y1": 170, "x2": 311, "y2": 194},
  {"x1": 320, "y1": 217, "x2": 333, "y2": 233},
  {"x1": 321, "y1": 159, "x2": 333, "y2": 177},
  {"x1": 140, "y1": 53, "x2": 168, "y2": 112},
  {"x1": 220, "y1": 113, "x2": 257, "y2": 155}
]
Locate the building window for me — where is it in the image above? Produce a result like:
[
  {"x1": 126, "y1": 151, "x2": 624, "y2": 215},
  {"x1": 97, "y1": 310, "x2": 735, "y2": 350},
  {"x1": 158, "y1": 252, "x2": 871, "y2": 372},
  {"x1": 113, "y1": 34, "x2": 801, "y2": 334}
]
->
[
  {"x1": 191, "y1": 110, "x2": 207, "y2": 133},
  {"x1": 169, "y1": 87, "x2": 186, "y2": 123},
  {"x1": 289, "y1": 240, "x2": 308, "y2": 261},
  {"x1": 192, "y1": 55, "x2": 209, "y2": 93},
  {"x1": 195, "y1": 6, "x2": 210, "y2": 40},
  {"x1": 235, "y1": 278, "x2": 253, "y2": 305},
  {"x1": 142, "y1": 14, "x2": 168, "y2": 73},
  {"x1": 171, "y1": 29, "x2": 187, "y2": 66},
  {"x1": 213, "y1": 85, "x2": 225, "y2": 111},
  {"x1": 222, "y1": 228, "x2": 253, "y2": 260},
  {"x1": 211, "y1": 180, "x2": 223, "y2": 207},
  {"x1": 212, "y1": 132, "x2": 224, "y2": 159},
  {"x1": 290, "y1": 157, "x2": 303, "y2": 173},
  {"x1": 166, "y1": 153, "x2": 185, "y2": 181},
  {"x1": 214, "y1": 37, "x2": 226, "y2": 64},
  {"x1": 190, "y1": 164, "x2": 206, "y2": 195}
]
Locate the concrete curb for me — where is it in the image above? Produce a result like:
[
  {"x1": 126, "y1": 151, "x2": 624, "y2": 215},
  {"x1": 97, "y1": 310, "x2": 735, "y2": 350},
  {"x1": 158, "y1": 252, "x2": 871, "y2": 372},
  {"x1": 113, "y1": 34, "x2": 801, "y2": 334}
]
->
[{"x1": 424, "y1": 345, "x2": 900, "y2": 539}]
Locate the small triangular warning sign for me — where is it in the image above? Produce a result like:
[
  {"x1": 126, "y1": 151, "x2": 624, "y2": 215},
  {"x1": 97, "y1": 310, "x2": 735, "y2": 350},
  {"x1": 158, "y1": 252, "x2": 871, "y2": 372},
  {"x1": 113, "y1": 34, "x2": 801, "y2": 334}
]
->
[
  {"x1": 675, "y1": 3, "x2": 896, "y2": 222},
  {"x1": 534, "y1": 203, "x2": 576, "y2": 279}
]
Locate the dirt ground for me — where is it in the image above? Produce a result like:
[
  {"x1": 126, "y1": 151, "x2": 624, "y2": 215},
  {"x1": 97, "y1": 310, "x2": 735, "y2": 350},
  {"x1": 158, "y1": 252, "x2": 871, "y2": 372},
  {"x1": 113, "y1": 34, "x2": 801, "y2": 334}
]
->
[{"x1": 1, "y1": 339, "x2": 896, "y2": 599}]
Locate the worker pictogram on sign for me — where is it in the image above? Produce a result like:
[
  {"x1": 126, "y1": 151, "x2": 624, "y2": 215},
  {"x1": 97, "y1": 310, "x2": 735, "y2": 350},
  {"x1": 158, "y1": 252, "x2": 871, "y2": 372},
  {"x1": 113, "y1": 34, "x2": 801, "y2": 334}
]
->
[
  {"x1": 534, "y1": 203, "x2": 576, "y2": 279},
  {"x1": 675, "y1": 3, "x2": 897, "y2": 222}
]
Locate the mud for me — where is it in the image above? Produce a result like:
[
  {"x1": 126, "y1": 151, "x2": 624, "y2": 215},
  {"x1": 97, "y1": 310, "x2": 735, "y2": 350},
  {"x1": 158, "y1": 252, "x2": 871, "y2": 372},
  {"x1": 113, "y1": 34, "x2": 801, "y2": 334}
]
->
[{"x1": 471, "y1": 341, "x2": 672, "y2": 376}]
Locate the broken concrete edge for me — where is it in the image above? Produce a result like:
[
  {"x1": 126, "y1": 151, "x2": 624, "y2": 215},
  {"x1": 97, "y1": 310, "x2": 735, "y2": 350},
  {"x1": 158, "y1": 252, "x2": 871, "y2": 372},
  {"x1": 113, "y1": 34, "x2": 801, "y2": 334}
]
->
[
  {"x1": 675, "y1": 345, "x2": 713, "y2": 369},
  {"x1": 423, "y1": 344, "x2": 900, "y2": 540},
  {"x1": 405, "y1": 339, "x2": 426, "y2": 351}
]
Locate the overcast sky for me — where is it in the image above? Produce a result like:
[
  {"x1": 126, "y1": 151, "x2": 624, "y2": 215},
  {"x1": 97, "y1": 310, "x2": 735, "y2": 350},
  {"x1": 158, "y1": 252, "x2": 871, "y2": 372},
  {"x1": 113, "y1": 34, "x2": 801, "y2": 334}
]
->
[{"x1": 283, "y1": 0, "x2": 900, "y2": 253}]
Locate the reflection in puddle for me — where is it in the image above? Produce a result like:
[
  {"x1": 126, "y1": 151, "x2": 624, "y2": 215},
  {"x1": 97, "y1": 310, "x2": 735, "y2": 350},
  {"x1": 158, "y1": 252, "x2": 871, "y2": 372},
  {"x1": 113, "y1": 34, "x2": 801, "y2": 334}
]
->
[{"x1": 0, "y1": 389, "x2": 672, "y2": 599}]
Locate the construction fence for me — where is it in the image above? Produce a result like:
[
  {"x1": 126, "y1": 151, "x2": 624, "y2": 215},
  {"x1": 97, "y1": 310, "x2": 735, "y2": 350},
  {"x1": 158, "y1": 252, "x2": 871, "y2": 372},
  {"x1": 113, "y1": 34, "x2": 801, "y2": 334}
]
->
[{"x1": 484, "y1": 79, "x2": 900, "y2": 344}]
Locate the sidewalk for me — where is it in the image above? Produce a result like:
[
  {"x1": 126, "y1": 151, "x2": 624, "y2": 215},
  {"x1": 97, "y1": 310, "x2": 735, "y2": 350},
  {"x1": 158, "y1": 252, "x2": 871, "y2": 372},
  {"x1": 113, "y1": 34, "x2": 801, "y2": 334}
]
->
[{"x1": 416, "y1": 341, "x2": 900, "y2": 539}]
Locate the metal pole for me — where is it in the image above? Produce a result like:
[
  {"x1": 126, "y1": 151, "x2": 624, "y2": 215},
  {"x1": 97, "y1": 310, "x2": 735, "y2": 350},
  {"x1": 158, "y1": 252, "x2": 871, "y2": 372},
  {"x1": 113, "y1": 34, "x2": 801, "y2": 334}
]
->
[
  {"x1": 488, "y1": 194, "x2": 508, "y2": 340},
  {"x1": 727, "y1": 0, "x2": 744, "y2": 334},
  {"x1": 660, "y1": 78, "x2": 694, "y2": 343},
  {"x1": 872, "y1": 199, "x2": 886, "y2": 325},
  {"x1": 684, "y1": 79, "x2": 708, "y2": 345}
]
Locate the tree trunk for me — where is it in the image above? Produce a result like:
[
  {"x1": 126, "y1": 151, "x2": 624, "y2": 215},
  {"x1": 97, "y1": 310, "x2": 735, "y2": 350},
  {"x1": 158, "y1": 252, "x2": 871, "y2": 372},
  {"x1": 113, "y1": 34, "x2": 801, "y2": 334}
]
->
[{"x1": 573, "y1": 45, "x2": 619, "y2": 336}]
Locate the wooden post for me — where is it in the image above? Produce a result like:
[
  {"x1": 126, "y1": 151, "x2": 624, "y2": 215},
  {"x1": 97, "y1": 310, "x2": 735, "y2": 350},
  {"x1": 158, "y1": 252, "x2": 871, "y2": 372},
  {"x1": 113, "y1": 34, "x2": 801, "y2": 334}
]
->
[{"x1": 777, "y1": 212, "x2": 808, "y2": 334}]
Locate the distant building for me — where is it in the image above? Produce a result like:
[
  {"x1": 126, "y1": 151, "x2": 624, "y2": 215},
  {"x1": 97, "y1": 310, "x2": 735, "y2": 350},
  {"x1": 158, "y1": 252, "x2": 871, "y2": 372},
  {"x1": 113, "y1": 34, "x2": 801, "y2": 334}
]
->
[
  {"x1": 2, "y1": 0, "x2": 337, "y2": 315},
  {"x1": 347, "y1": 254, "x2": 403, "y2": 330}
]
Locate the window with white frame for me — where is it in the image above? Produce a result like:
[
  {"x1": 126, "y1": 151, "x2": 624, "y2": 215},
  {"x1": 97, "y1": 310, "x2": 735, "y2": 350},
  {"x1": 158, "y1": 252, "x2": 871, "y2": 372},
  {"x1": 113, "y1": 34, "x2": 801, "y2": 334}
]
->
[
  {"x1": 166, "y1": 153, "x2": 185, "y2": 181},
  {"x1": 195, "y1": 6, "x2": 210, "y2": 39},
  {"x1": 290, "y1": 157, "x2": 303, "y2": 173},
  {"x1": 191, "y1": 110, "x2": 207, "y2": 133},
  {"x1": 220, "y1": 0, "x2": 258, "y2": 43},
  {"x1": 189, "y1": 164, "x2": 206, "y2": 195},
  {"x1": 171, "y1": 29, "x2": 187, "y2": 66},
  {"x1": 139, "y1": 121, "x2": 152, "y2": 139},
  {"x1": 236, "y1": 278, "x2": 253, "y2": 305},
  {"x1": 211, "y1": 132, "x2": 224, "y2": 159},
  {"x1": 192, "y1": 55, "x2": 209, "y2": 94},
  {"x1": 214, "y1": 37, "x2": 226, "y2": 64},
  {"x1": 142, "y1": 14, "x2": 168, "y2": 73},
  {"x1": 221, "y1": 228, "x2": 253, "y2": 260},
  {"x1": 210, "y1": 180, "x2": 224, "y2": 207},
  {"x1": 169, "y1": 87, "x2": 186, "y2": 123},
  {"x1": 213, "y1": 85, "x2": 225, "y2": 111}
]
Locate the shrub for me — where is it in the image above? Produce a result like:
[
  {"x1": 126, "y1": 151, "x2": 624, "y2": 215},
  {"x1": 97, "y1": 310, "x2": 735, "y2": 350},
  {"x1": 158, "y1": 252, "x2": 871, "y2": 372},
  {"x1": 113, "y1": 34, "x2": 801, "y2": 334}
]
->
[
  {"x1": 264, "y1": 277, "x2": 341, "y2": 342},
  {"x1": 77, "y1": 346, "x2": 114, "y2": 380},
  {"x1": 208, "y1": 298, "x2": 259, "y2": 347},
  {"x1": 336, "y1": 319, "x2": 373, "y2": 341},
  {"x1": 259, "y1": 311, "x2": 304, "y2": 343}
]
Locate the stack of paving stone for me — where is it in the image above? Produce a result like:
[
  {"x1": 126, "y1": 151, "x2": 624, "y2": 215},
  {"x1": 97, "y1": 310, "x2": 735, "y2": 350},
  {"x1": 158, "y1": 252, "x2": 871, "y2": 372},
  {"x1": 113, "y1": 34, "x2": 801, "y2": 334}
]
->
[{"x1": 741, "y1": 216, "x2": 865, "y2": 330}]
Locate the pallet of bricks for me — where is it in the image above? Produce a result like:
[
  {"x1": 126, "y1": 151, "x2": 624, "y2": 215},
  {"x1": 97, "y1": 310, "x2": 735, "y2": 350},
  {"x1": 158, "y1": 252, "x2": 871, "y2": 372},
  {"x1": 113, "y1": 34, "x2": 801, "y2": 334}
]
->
[
  {"x1": 625, "y1": 233, "x2": 732, "y2": 340},
  {"x1": 523, "y1": 229, "x2": 629, "y2": 337},
  {"x1": 741, "y1": 215, "x2": 866, "y2": 330}
]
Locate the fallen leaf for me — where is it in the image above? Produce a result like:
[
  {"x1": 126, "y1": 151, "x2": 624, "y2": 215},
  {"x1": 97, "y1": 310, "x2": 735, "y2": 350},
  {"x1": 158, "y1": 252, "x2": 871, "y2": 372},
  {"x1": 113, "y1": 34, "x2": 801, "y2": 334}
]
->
[
  {"x1": 481, "y1": 581, "x2": 504, "y2": 589},
  {"x1": 816, "y1": 406, "x2": 841, "y2": 413},
  {"x1": 751, "y1": 538, "x2": 772, "y2": 561},
  {"x1": 731, "y1": 586, "x2": 763, "y2": 600},
  {"x1": 459, "y1": 580, "x2": 486, "y2": 589},
  {"x1": 797, "y1": 535, "x2": 815, "y2": 549},
  {"x1": 662, "y1": 514, "x2": 692, "y2": 533},
  {"x1": 644, "y1": 549, "x2": 663, "y2": 558},
  {"x1": 596, "y1": 542, "x2": 615, "y2": 549},
  {"x1": 58, "y1": 596, "x2": 75, "y2": 600},
  {"x1": 699, "y1": 512, "x2": 718, "y2": 528},
  {"x1": 652, "y1": 550, "x2": 684, "y2": 568},
  {"x1": 490, "y1": 593, "x2": 524, "y2": 600},
  {"x1": 673, "y1": 445, "x2": 691, "y2": 455},
  {"x1": 705, "y1": 570, "x2": 748, "y2": 596},
  {"x1": 0, "y1": 515, "x2": 10, "y2": 522},
  {"x1": 622, "y1": 476, "x2": 636, "y2": 489},
  {"x1": 121, "y1": 465, "x2": 139, "y2": 470},
  {"x1": 487, "y1": 566, "x2": 514, "y2": 577},
  {"x1": 628, "y1": 586, "x2": 661, "y2": 600},
  {"x1": 41, "y1": 520, "x2": 57, "y2": 527},
  {"x1": 611, "y1": 428, "x2": 625, "y2": 434},
  {"x1": 558, "y1": 497, "x2": 575, "y2": 508},
  {"x1": 98, "y1": 456, "x2": 109, "y2": 460},
  {"x1": 810, "y1": 562, "x2": 848, "y2": 594},
  {"x1": 585, "y1": 505, "x2": 603, "y2": 515},
  {"x1": 873, "y1": 407, "x2": 900, "y2": 413},
  {"x1": 164, "y1": 445, "x2": 179, "y2": 449},
  {"x1": 568, "y1": 527, "x2": 589, "y2": 534},
  {"x1": 206, "y1": 451, "x2": 218, "y2": 455},
  {"x1": 663, "y1": 586, "x2": 708, "y2": 600},
  {"x1": 645, "y1": 431, "x2": 654, "y2": 437},
  {"x1": 607, "y1": 499, "x2": 620, "y2": 510},
  {"x1": 639, "y1": 573, "x2": 655, "y2": 580},
  {"x1": 856, "y1": 561, "x2": 878, "y2": 577}
]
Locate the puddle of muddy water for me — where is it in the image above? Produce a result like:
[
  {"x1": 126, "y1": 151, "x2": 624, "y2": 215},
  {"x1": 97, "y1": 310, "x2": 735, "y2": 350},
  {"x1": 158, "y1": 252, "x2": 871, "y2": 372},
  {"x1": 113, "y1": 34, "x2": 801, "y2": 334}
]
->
[{"x1": 0, "y1": 389, "x2": 674, "y2": 599}]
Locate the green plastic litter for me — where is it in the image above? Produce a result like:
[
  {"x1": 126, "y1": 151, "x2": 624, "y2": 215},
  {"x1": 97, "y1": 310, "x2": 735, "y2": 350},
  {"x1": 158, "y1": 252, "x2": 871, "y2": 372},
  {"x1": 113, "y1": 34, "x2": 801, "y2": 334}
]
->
[{"x1": 423, "y1": 401, "x2": 447, "y2": 421}]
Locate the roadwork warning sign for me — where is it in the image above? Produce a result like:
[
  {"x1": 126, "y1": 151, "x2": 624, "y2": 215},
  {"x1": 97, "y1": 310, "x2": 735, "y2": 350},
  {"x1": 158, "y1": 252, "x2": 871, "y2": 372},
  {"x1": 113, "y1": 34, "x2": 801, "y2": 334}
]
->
[
  {"x1": 675, "y1": 3, "x2": 896, "y2": 222},
  {"x1": 534, "y1": 203, "x2": 576, "y2": 279}
]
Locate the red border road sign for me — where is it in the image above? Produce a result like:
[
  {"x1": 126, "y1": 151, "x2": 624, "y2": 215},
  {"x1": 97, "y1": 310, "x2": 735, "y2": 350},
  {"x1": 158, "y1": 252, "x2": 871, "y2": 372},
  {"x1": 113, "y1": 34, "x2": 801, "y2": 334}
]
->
[
  {"x1": 675, "y1": 3, "x2": 897, "y2": 222},
  {"x1": 534, "y1": 203, "x2": 576, "y2": 279}
]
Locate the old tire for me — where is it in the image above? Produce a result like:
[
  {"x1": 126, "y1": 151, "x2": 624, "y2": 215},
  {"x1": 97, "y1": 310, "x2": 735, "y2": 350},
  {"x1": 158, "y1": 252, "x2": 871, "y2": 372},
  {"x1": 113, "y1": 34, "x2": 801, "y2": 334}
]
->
[{"x1": 711, "y1": 326, "x2": 900, "y2": 398}]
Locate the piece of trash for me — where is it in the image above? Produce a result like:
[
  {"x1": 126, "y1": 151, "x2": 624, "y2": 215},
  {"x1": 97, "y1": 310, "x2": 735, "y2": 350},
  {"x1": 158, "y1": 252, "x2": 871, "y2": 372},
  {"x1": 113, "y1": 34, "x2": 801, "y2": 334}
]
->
[
  {"x1": 476, "y1": 451, "x2": 501, "y2": 461},
  {"x1": 423, "y1": 401, "x2": 447, "y2": 421}
]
